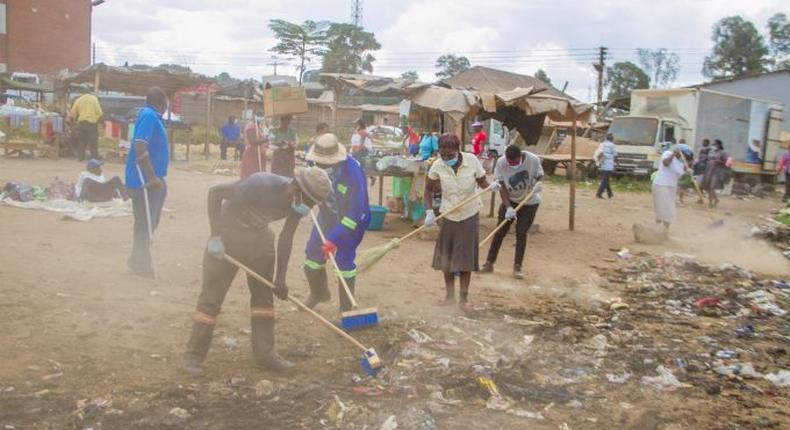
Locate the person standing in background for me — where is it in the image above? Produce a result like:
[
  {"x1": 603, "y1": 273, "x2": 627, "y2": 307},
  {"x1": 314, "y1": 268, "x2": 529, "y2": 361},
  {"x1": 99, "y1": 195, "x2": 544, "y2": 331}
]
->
[
  {"x1": 418, "y1": 123, "x2": 440, "y2": 161},
  {"x1": 220, "y1": 116, "x2": 242, "y2": 161},
  {"x1": 240, "y1": 112, "x2": 268, "y2": 180},
  {"x1": 776, "y1": 146, "x2": 790, "y2": 203},
  {"x1": 702, "y1": 139, "x2": 728, "y2": 208},
  {"x1": 270, "y1": 115, "x2": 297, "y2": 178},
  {"x1": 471, "y1": 121, "x2": 487, "y2": 158},
  {"x1": 69, "y1": 87, "x2": 103, "y2": 161},
  {"x1": 125, "y1": 88, "x2": 170, "y2": 278},
  {"x1": 595, "y1": 133, "x2": 617, "y2": 199}
]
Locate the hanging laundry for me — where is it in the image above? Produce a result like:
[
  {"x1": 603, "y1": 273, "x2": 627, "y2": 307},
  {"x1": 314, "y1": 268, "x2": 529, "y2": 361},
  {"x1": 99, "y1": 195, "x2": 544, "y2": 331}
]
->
[
  {"x1": 28, "y1": 116, "x2": 41, "y2": 134},
  {"x1": 51, "y1": 116, "x2": 64, "y2": 133},
  {"x1": 10, "y1": 114, "x2": 23, "y2": 128}
]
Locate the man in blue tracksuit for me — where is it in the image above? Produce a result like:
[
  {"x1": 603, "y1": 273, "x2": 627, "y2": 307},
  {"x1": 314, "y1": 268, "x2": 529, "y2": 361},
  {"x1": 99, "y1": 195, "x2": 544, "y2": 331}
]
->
[{"x1": 302, "y1": 133, "x2": 370, "y2": 312}]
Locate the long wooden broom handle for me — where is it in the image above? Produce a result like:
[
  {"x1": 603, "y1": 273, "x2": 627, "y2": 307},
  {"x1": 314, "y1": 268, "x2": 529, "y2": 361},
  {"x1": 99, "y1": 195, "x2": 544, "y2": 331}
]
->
[
  {"x1": 223, "y1": 254, "x2": 367, "y2": 352},
  {"x1": 308, "y1": 210, "x2": 358, "y2": 309},
  {"x1": 399, "y1": 185, "x2": 495, "y2": 243},
  {"x1": 680, "y1": 153, "x2": 706, "y2": 202},
  {"x1": 479, "y1": 189, "x2": 536, "y2": 249},
  {"x1": 256, "y1": 145, "x2": 263, "y2": 172}
]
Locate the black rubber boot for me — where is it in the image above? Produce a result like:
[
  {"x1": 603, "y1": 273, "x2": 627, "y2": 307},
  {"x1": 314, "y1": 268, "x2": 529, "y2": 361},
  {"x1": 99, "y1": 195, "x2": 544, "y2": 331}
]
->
[
  {"x1": 303, "y1": 266, "x2": 330, "y2": 309},
  {"x1": 252, "y1": 318, "x2": 294, "y2": 371},
  {"x1": 338, "y1": 276, "x2": 356, "y2": 313},
  {"x1": 180, "y1": 322, "x2": 214, "y2": 377}
]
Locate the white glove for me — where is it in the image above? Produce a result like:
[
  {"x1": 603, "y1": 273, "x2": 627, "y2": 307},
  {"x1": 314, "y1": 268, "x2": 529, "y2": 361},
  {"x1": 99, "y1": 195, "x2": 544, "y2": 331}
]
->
[
  {"x1": 489, "y1": 182, "x2": 501, "y2": 193},
  {"x1": 424, "y1": 209, "x2": 437, "y2": 227},
  {"x1": 206, "y1": 236, "x2": 225, "y2": 259},
  {"x1": 505, "y1": 206, "x2": 517, "y2": 221},
  {"x1": 531, "y1": 182, "x2": 543, "y2": 195}
]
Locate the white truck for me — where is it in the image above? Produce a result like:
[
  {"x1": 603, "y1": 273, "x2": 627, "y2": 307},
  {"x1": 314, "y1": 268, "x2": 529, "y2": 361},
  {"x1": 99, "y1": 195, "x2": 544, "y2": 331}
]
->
[{"x1": 609, "y1": 88, "x2": 784, "y2": 177}]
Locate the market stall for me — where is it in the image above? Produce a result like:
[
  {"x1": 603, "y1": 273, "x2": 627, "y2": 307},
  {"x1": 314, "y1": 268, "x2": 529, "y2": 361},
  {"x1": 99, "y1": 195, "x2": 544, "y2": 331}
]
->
[{"x1": 0, "y1": 77, "x2": 64, "y2": 158}]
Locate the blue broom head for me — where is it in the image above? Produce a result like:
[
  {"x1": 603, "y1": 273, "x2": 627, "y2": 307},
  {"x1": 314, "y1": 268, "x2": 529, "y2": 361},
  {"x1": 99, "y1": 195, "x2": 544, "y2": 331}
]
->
[
  {"x1": 360, "y1": 348, "x2": 382, "y2": 376},
  {"x1": 340, "y1": 308, "x2": 379, "y2": 331}
]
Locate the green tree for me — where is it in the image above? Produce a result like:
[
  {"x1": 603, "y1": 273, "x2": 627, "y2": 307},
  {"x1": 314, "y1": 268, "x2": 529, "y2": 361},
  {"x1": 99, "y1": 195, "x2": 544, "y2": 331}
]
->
[
  {"x1": 400, "y1": 70, "x2": 419, "y2": 81},
  {"x1": 269, "y1": 19, "x2": 329, "y2": 84},
  {"x1": 637, "y1": 48, "x2": 680, "y2": 88},
  {"x1": 321, "y1": 23, "x2": 381, "y2": 74},
  {"x1": 767, "y1": 13, "x2": 790, "y2": 70},
  {"x1": 703, "y1": 16, "x2": 769, "y2": 79},
  {"x1": 534, "y1": 69, "x2": 551, "y2": 85},
  {"x1": 435, "y1": 55, "x2": 471, "y2": 80},
  {"x1": 604, "y1": 61, "x2": 650, "y2": 100},
  {"x1": 158, "y1": 63, "x2": 192, "y2": 73}
]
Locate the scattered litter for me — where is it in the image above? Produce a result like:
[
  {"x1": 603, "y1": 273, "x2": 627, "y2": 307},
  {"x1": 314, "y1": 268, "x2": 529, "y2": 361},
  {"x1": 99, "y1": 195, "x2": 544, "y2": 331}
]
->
[
  {"x1": 380, "y1": 415, "x2": 398, "y2": 430},
  {"x1": 407, "y1": 329, "x2": 433, "y2": 344},
  {"x1": 223, "y1": 336, "x2": 240, "y2": 350},
  {"x1": 764, "y1": 370, "x2": 790, "y2": 387},
  {"x1": 606, "y1": 371, "x2": 631, "y2": 384},
  {"x1": 641, "y1": 366, "x2": 682, "y2": 392},
  {"x1": 694, "y1": 297, "x2": 721, "y2": 309},
  {"x1": 609, "y1": 297, "x2": 629, "y2": 311},
  {"x1": 715, "y1": 349, "x2": 737, "y2": 359},
  {"x1": 744, "y1": 290, "x2": 787, "y2": 316},
  {"x1": 228, "y1": 376, "x2": 246, "y2": 387},
  {"x1": 507, "y1": 408, "x2": 544, "y2": 420},
  {"x1": 169, "y1": 407, "x2": 191, "y2": 420},
  {"x1": 714, "y1": 363, "x2": 763, "y2": 379},
  {"x1": 616, "y1": 248, "x2": 633, "y2": 260},
  {"x1": 734, "y1": 325, "x2": 755, "y2": 339},
  {"x1": 254, "y1": 380, "x2": 275, "y2": 397},
  {"x1": 33, "y1": 389, "x2": 49, "y2": 398}
]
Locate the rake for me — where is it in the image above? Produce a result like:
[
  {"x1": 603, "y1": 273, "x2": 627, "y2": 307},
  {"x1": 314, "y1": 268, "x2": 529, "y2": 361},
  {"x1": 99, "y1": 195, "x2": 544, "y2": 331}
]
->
[
  {"x1": 308, "y1": 210, "x2": 379, "y2": 331},
  {"x1": 356, "y1": 183, "x2": 497, "y2": 274},
  {"x1": 223, "y1": 254, "x2": 382, "y2": 376}
]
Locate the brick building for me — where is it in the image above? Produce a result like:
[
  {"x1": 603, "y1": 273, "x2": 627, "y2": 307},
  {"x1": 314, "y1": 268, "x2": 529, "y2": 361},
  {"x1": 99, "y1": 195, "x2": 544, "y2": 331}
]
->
[{"x1": 0, "y1": 0, "x2": 92, "y2": 76}]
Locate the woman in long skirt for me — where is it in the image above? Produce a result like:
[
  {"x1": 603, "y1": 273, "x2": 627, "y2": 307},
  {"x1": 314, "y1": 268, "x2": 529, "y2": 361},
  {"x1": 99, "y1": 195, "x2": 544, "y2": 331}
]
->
[{"x1": 423, "y1": 134, "x2": 498, "y2": 312}]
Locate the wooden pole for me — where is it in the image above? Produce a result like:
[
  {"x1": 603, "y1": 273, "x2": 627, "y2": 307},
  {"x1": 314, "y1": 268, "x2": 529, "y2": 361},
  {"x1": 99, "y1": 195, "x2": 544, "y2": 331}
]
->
[
  {"x1": 569, "y1": 111, "x2": 577, "y2": 231},
  {"x1": 204, "y1": 91, "x2": 212, "y2": 159},
  {"x1": 93, "y1": 68, "x2": 101, "y2": 92}
]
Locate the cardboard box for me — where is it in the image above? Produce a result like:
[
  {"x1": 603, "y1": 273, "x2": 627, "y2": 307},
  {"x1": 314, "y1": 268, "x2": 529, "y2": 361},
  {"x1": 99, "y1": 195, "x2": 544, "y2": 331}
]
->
[{"x1": 264, "y1": 86, "x2": 308, "y2": 117}]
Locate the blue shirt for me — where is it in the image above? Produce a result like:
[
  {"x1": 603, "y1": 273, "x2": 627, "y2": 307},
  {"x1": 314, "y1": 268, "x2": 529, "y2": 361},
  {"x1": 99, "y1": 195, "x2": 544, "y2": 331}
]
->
[
  {"x1": 125, "y1": 105, "x2": 169, "y2": 189},
  {"x1": 600, "y1": 140, "x2": 617, "y2": 172},
  {"x1": 221, "y1": 123, "x2": 241, "y2": 141},
  {"x1": 418, "y1": 134, "x2": 438, "y2": 160}
]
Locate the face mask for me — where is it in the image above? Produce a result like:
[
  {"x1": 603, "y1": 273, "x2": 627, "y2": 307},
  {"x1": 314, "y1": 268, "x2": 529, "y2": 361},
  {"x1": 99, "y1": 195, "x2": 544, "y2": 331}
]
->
[
  {"x1": 507, "y1": 159, "x2": 520, "y2": 167},
  {"x1": 443, "y1": 155, "x2": 458, "y2": 167},
  {"x1": 292, "y1": 201, "x2": 310, "y2": 216}
]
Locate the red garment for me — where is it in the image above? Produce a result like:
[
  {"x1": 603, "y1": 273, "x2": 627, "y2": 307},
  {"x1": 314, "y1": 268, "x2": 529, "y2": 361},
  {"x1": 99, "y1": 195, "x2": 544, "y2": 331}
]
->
[
  {"x1": 472, "y1": 131, "x2": 487, "y2": 156},
  {"x1": 240, "y1": 121, "x2": 266, "y2": 179},
  {"x1": 407, "y1": 127, "x2": 420, "y2": 144}
]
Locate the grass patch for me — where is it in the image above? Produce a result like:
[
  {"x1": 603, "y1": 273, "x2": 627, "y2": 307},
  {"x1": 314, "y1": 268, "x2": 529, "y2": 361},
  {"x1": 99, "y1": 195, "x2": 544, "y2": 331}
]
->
[
  {"x1": 775, "y1": 212, "x2": 790, "y2": 226},
  {"x1": 544, "y1": 175, "x2": 652, "y2": 193}
]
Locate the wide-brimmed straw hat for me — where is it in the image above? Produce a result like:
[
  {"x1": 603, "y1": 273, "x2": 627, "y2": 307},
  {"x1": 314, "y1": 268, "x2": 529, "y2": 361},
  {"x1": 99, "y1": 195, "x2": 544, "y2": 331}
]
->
[
  {"x1": 306, "y1": 133, "x2": 347, "y2": 165},
  {"x1": 294, "y1": 166, "x2": 331, "y2": 203}
]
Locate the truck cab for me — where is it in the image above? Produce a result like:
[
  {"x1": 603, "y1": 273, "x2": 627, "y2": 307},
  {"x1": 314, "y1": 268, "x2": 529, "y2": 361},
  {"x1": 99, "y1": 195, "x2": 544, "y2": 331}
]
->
[{"x1": 608, "y1": 115, "x2": 685, "y2": 175}]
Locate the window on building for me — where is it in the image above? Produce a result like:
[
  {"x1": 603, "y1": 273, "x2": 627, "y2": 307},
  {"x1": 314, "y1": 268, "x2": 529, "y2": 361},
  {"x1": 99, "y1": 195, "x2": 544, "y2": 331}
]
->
[{"x1": 0, "y1": 4, "x2": 6, "y2": 34}]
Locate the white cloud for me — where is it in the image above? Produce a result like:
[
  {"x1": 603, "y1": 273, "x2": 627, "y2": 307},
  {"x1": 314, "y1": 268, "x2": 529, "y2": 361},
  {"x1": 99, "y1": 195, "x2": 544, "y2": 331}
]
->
[{"x1": 92, "y1": 0, "x2": 789, "y2": 99}]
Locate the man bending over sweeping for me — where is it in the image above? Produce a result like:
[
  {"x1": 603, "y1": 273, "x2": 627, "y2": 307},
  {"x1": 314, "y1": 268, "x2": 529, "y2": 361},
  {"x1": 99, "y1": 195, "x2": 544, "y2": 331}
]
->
[
  {"x1": 302, "y1": 133, "x2": 371, "y2": 312},
  {"x1": 180, "y1": 167, "x2": 331, "y2": 377}
]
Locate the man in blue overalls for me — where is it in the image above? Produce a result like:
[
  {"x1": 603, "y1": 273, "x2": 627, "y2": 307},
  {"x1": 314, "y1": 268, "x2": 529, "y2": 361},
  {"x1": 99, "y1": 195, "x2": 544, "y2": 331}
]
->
[{"x1": 302, "y1": 133, "x2": 370, "y2": 312}]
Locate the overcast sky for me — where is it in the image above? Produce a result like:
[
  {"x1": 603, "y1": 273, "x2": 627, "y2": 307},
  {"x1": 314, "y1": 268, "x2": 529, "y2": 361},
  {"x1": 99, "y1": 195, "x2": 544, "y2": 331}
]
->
[{"x1": 92, "y1": 0, "x2": 787, "y2": 101}]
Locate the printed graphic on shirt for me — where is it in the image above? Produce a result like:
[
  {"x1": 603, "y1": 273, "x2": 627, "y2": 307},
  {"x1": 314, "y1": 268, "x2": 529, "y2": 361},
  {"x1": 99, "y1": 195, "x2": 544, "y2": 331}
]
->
[{"x1": 507, "y1": 170, "x2": 530, "y2": 193}]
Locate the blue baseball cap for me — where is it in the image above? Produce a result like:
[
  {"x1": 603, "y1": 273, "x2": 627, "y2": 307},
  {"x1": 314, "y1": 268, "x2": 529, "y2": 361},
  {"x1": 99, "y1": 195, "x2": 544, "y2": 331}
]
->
[
  {"x1": 86, "y1": 159, "x2": 103, "y2": 169},
  {"x1": 676, "y1": 143, "x2": 694, "y2": 156}
]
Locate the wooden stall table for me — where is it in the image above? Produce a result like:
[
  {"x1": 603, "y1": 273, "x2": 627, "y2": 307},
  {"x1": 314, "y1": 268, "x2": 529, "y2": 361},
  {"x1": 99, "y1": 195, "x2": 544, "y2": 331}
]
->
[
  {"x1": 539, "y1": 154, "x2": 595, "y2": 178},
  {"x1": 366, "y1": 170, "x2": 417, "y2": 206}
]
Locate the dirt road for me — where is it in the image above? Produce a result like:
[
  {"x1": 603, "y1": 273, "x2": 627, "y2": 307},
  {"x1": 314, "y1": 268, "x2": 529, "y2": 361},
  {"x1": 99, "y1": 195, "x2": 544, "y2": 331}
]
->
[{"x1": 0, "y1": 158, "x2": 787, "y2": 429}]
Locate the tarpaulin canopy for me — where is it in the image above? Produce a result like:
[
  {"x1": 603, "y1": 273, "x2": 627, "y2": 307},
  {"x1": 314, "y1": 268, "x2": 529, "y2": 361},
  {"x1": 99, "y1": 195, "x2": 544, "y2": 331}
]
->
[
  {"x1": 491, "y1": 88, "x2": 593, "y2": 122},
  {"x1": 320, "y1": 73, "x2": 418, "y2": 97},
  {"x1": 406, "y1": 85, "x2": 479, "y2": 121},
  {"x1": 443, "y1": 66, "x2": 571, "y2": 99},
  {"x1": 61, "y1": 64, "x2": 213, "y2": 96}
]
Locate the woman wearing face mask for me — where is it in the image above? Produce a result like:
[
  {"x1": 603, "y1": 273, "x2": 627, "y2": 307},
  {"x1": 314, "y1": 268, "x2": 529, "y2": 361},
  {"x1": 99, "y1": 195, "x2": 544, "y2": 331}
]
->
[{"x1": 423, "y1": 133, "x2": 500, "y2": 312}]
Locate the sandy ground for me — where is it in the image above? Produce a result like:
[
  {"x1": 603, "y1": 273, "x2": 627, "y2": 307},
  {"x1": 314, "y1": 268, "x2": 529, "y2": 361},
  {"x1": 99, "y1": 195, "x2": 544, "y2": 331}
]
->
[{"x1": 0, "y1": 157, "x2": 787, "y2": 429}]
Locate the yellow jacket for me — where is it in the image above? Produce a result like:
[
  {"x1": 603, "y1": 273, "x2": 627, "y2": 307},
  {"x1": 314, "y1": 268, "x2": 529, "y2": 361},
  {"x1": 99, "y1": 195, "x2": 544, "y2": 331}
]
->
[{"x1": 70, "y1": 93, "x2": 103, "y2": 123}]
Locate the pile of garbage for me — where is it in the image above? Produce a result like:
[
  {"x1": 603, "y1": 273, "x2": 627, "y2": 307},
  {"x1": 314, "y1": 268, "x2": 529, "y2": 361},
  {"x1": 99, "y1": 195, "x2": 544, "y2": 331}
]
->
[{"x1": 750, "y1": 208, "x2": 790, "y2": 258}]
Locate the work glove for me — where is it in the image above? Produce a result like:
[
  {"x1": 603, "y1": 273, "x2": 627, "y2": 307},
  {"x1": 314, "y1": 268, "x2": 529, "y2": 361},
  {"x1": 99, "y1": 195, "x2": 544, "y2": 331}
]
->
[
  {"x1": 321, "y1": 240, "x2": 337, "y2": 257},
  {"x1": 489, "y1": 182, "x2": 501, "y2": 193},
  {"x1": 424, "y1": 209, "x2": 437, "y2": 227},
  {"x1": 206, "y1": 236, "x2": 225, "y2": 260},
  {"x1": 505, "y1": 206, "x2": 517, "y2": 221},
  {"x1": 273, "y1": 280, "x2": 289, "y2": 300}
]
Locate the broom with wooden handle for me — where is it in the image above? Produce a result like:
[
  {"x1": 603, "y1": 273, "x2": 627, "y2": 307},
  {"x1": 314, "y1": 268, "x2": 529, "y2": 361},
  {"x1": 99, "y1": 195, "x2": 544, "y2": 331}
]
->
[
  {"x1": 223, "y1": 254, "x2": 382, "y2": 375},
  {"x1": 308, "y1": 210, "x2": 379, "y2": 330},
  {"x1": 679, "y1": 152, "x2": 706, "y2": 204},
  {"x1": 479, "y1": 188, "x2": 536, "y2": 249},
  {"x1": 355, "y1": 183, "x2": 498, "y2": 274}
]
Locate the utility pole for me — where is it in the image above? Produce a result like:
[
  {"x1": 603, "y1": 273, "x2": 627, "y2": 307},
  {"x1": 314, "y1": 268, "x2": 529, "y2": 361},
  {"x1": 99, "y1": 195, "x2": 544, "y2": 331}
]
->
[
  {"x1": 267, "y1": 57, "x2": 284, "y2": 75},
  {"x1": 92, "y1": 43, "x2": 96, "y2": 65},
  {"x1": 593, "y1": 46, "x2": 607, "y2": 112},
  {"x1": 351, "y1": 0, "x2": 363, "y2": 27}
]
